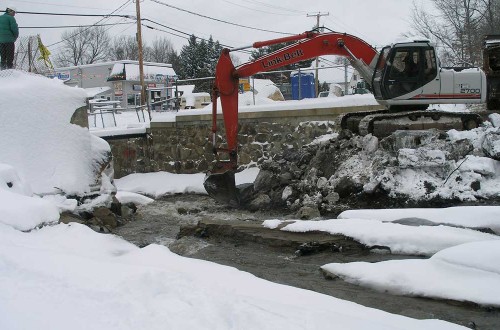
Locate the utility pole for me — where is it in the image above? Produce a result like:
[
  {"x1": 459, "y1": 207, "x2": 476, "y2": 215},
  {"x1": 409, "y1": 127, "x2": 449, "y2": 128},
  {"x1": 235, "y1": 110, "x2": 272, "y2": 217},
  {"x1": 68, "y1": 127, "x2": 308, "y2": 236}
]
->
[
  {"x1": 307, "y1": 12, "x2": 329, "y2": 97},
  {"x1": 344, "y1": 58, "x2": 349, "y2": 95},
  {"x1": 135, "y1": 0, "x2": 149, "y2": 119}
]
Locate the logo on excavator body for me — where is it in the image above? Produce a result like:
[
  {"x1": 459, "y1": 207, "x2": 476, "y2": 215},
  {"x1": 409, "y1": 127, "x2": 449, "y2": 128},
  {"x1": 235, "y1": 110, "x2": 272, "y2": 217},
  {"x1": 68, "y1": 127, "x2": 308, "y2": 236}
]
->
[
  {"x1": 262, "y1": 49, "x2": 305, "y2": 69},
  {"x1": 457, "y1": 83, "x2": 480, "y2": 94}
]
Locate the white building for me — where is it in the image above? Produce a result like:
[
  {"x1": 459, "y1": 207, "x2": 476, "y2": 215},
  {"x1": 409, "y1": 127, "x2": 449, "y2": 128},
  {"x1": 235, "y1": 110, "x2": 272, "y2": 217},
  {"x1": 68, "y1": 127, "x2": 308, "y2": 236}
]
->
[{"x1": 49, "y1": 60, "x2": 177, "y2": 110}]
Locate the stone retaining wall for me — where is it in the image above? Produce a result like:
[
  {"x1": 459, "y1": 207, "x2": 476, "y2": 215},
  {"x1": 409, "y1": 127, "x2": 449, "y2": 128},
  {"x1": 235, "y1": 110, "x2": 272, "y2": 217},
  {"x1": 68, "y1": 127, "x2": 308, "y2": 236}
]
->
[{"x1": 105, "y1": 105, "x2": 383, "y2": 178}]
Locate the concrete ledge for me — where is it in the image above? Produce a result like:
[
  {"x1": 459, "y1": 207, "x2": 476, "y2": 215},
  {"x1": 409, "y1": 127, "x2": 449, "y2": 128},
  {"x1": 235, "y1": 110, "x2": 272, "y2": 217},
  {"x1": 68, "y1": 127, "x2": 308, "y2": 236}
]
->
[
  {"x1": 151, "y1": 105, "x2": 384, "y2": 128},
  {"x1": 178, "y1": 219, "x2": 367, "y2": 252}
]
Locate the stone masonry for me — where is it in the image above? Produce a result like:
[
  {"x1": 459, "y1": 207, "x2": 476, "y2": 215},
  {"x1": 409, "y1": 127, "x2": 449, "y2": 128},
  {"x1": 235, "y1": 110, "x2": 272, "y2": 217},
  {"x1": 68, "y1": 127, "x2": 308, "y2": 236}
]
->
[{"x1": 105, "y1": 105, "x2": 383, "y2": 178}]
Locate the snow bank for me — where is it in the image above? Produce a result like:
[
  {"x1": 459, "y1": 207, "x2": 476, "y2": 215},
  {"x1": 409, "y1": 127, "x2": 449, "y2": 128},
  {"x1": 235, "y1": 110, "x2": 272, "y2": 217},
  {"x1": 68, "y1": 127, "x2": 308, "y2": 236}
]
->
[
  {"x1": 0, "y1": 189, "x2": 59, "y2": 231},
  {"x1": 263, "y1": 218, "x2": 499, "y2": 256},
  {"x1": 338, "y1": 206, "x2": 500, "y2": 234},
  {"x1": 0, "y1": 222, "x2": 464, "y2": 330},
  {"x1": 0, "y1": 70, "x2": 111, "y2": 196},
  {"x1": 115, "y1": 167, "x2": 260, "y2": 198},
  {"x1": 321, "y1": 240, "x2": 500, "y2": 307},
  {"x1": 0, "y1": 163, "x2": 59, "y2": 230}
]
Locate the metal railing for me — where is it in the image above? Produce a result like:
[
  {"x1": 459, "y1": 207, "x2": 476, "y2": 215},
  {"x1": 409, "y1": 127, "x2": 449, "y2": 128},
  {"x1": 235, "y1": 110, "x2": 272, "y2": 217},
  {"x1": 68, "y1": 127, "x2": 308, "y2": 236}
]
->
[{"x1": 88, "y1": 100, "x2": 122, "y2": 128}]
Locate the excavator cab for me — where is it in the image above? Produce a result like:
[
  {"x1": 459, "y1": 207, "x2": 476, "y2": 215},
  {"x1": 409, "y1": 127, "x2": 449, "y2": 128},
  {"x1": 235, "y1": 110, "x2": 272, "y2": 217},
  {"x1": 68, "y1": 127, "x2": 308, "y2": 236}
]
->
[{"x1": 372, "y1": 42, "x2": 439, "y2": 105}]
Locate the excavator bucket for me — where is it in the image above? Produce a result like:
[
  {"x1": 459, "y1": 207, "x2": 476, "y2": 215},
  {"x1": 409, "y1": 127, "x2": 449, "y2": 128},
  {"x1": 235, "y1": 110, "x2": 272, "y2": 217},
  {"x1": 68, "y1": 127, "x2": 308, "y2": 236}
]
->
[{"x1": 204, "y1": 170, "x2": 240, "y2": 207}]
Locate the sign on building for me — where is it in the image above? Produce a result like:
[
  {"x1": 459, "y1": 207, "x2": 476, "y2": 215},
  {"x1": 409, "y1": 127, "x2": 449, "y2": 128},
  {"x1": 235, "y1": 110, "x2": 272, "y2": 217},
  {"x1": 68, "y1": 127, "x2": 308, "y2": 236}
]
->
[
  {"x1": 47, "y1": 71, "x2": 71, "y2": 81},
  {"x1": 114, "y1": 81, "x2": 123, "y2": 96}
]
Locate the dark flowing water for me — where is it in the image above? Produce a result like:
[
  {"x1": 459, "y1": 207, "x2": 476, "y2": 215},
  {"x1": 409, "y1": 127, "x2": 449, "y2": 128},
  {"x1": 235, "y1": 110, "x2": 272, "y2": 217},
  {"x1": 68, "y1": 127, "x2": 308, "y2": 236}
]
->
[{"x1": 114, "y1": 195, "x2": 499, "y2": 330}]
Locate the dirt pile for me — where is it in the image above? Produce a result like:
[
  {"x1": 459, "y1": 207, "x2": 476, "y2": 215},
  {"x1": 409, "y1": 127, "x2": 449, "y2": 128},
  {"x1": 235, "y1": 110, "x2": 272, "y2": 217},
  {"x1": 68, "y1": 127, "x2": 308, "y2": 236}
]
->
[{"x1": 247, "y1": 114, "x2": 500, "y2": 217}]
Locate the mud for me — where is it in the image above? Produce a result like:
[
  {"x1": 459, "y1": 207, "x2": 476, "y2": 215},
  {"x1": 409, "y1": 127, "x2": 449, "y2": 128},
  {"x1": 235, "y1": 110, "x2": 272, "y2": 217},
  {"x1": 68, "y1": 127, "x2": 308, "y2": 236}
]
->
[{"x1": 114, "y1": 195, "x2": 500, "y2": 330}]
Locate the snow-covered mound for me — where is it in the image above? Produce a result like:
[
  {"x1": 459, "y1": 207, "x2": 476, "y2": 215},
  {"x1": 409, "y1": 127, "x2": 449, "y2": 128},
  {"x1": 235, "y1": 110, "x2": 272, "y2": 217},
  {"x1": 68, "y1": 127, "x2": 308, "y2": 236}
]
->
[
  {"x1": 338, "y1": 206, "x2": 500, "y2": 234},
  {"x1": 321, "y1": 240, "x2": 500, "y2": 307},
  {"x1": 263, "y1": 217, "x2": 500, "y2": 256},
  {"x1": 0, "y1": 222, "x2": 464, "y2": 330},
  {"x1": 0, "y1": 70, "x2": 112, "y2": 196}
]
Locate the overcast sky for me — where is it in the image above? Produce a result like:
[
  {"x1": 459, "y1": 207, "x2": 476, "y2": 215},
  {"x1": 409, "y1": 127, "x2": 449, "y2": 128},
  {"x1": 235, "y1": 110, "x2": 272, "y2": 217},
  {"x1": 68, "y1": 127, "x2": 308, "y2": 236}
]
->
[{"x1": 7, "y1": 0, "x2": 434, "y2": 82}]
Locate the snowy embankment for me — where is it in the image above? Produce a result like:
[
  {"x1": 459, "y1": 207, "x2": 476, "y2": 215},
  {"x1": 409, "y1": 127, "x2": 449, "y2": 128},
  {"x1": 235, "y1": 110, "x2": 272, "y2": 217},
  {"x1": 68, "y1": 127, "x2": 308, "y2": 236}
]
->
[
  {"x1": 0, "y1": 222, "x2": 464, "y2": 330},
  {"x1": 338, "y1": 206, "x2": 500, "y2": 234},
  {"x1": 0, "y1": 70, "x2": 110, "y2": 197},
  {"x1": 321, "y1": 241, "x2": 500, "y2": 307},
  {"x1": 114, "y1": 167, "x2": 260, "y2": 198},
  {"x1": 263, "y1": 206, "x2": 500, "y2": 306},
  {"x1": 263, "y1": 217, "x2": 500, "y2": 256}
]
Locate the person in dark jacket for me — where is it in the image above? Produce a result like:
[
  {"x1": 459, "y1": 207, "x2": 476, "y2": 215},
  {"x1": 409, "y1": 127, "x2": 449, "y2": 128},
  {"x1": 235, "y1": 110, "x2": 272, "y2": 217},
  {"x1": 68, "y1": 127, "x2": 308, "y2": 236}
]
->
[{"x1": 0, "y1": 6, "x2": 18, "y2": 69}]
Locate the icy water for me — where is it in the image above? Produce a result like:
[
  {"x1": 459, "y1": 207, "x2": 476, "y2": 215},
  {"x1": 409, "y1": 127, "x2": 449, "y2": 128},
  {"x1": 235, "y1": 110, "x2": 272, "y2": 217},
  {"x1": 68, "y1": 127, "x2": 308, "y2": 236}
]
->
[{"x1": 114, "y1": 195, "x2": 500, "y2": 329}]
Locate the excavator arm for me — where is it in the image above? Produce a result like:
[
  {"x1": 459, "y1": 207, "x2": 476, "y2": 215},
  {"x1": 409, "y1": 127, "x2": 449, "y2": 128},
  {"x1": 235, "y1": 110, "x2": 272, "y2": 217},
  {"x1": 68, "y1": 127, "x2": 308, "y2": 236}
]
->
[{"x1": 205, "y1": 31, "x2": 379, "y2": 206}]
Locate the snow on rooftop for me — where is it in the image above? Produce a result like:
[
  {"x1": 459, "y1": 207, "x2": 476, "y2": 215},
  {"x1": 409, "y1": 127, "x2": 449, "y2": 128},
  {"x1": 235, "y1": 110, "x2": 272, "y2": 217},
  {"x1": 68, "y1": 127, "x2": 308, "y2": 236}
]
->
[
  {"x1": 177, "y1": 84, "x2": 195, "y2": 94},
  {"x1": 85, "y1": 86, "x2": 111, "y2": 98},
  {"x1": 110, "y1": 62, "x2": 176, "y2": 81}
]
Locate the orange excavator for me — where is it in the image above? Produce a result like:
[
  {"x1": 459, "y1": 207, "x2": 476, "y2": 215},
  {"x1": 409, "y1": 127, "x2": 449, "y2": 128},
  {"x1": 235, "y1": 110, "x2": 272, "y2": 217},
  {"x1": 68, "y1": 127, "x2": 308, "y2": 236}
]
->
[{"x1": 204, "y1": 30, "x2": 489, "y2": 206}]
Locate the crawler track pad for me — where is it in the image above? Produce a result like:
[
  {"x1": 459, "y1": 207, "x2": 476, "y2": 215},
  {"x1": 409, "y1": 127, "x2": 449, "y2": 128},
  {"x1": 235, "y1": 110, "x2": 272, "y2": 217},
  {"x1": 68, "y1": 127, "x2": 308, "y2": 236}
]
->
[{"x1": 204, "y1": 170, "x2": 240, "y2": 207}]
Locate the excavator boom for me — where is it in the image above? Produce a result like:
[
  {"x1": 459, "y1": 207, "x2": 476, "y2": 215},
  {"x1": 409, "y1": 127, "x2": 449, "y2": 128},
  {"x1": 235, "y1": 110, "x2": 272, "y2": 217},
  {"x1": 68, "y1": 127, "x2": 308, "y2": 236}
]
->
[{"x1": 204, "y1": 31, "x2": 379, "y2": 205}]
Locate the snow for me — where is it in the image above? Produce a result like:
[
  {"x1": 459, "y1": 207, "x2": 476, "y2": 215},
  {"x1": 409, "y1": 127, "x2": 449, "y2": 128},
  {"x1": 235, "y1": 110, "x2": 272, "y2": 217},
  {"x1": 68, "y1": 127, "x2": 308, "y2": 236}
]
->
[
  {"x1": 109, "y1": 62, "x2": 176, "y2": 81},
  {"x1": 0, "y1": 184, "x2": 59, "y2": 231},
  {"x1": 262, "y1": 218, "x2": 500, "y2": 256},
  {"x1": 115, "y1": 191, "x2": 154, "y2": 205},
  {"x1": 0, "y1": 70, "x2": 111, "y2": 196},
  {"x1": 114, "y1": 167, "x2": 260, "y2": 198},
  {"x1": 0, "y1": 222, "x2": 463, "y2": 330},
  {"x1": 321, "y1": 241, "x2": 500, "y2": 307},
  {"x1": 85, "y1": 86, "x2": 111, "y2": 98},
  {"x1": 3, "y1": 70, "x2": 499, "y2": 329},
  {"x1": 338, "y1": 206, "x2": 500, "y2": 234}
]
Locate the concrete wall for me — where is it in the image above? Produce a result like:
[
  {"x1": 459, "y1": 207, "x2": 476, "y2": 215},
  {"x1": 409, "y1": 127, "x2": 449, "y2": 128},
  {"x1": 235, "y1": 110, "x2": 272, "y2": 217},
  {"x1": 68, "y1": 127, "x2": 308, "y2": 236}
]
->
[{"x1": 105, "y1": 105, "x2": 383, "y2": 178}]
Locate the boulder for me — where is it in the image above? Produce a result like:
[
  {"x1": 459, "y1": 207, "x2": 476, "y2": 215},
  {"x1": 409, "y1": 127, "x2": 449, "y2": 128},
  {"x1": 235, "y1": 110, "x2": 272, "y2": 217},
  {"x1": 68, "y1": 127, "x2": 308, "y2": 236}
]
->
[
  {"x1": 296, "y1": 206, "x2": 321, "y2": 220},
  {"x1": 93, "y1": 207, "x2": 118, "y2": 228},
  {"x1": 248, "y1": 194, "x2": 272, "y2": 211},
  {"x1": 397, "y1": 148, "x2": 446, "y2": 168},
  {"x1": 482, "y1": 131, "x2": 500, "y2": 160}
]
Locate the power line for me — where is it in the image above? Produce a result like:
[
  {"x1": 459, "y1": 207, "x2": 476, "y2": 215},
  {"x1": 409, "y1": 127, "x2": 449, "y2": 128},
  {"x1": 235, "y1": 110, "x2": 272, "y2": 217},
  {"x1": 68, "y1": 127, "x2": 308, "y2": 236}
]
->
[
  {"x1": 17, "y1": 11, "x2": 135, "y2": 19},
  {"x1": 141, "y1": 20, "x2": 253, "y2": 55},
  {"x1": 148, "y1": 0, "x2": 293, "y2": 35},
  {"x1": 14, "y1": 0, "x2": 119, "y2": 11},
  {"x1": 20, "y1": 22, "x2": 133, "y2": 29},
  {"x1": 219, "y1": 0, "x2": 302, "y2": 17},
  {"x1": 141, "y1": 23, "x2": 190, "y2": 41},
  {"x1": 141, "y1": 18, "x2": 191, "y2": 38},
  {"x1": 45, "y1": 0, "x2": 132, "y2": 48},
  {"x1": 243, "y1": 0, "x2": 307, "y2": 14}
]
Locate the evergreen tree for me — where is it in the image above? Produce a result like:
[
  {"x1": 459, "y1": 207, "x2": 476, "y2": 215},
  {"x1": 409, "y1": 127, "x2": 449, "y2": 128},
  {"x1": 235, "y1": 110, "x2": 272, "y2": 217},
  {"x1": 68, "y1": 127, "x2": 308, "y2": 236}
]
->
[{"x1": 178, "y1": 35, "x2": 224, "y2": 93}]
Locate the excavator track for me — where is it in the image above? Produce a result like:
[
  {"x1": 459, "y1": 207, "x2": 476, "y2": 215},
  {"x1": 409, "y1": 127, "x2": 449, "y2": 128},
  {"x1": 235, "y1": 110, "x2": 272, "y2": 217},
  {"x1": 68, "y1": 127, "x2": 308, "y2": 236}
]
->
[
  {"x1": 336, "y1": 109, "x2": 483, "y2": 138},
  {"x1": 357, "y1": 110, "x2": 483, "y2": 138},
  {"x1": 335, "y1": 109, "x2": 389, "y2": 135}
]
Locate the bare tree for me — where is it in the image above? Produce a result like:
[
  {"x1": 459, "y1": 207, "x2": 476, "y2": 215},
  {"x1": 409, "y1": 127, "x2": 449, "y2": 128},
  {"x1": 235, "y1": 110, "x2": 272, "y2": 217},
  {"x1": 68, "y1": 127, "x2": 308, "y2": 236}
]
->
[
  {"x1": 479, "y1": 0, "x2": 500, "y2": 34},
  {"x1": 54, "y1": 26, "x2": 111, "y2": 67},
  {"x1": 408, "y1": 0, "x2": 497, "y2": 66},
  {"x1": 145, "y1": 37, "x2": 175, "y2": 63},
  {"x1": 108, "y1": 36, "x2": 139, "y2": 61},
  {"x1": 86, "y1": 26, "x2": 111, "y2": 64}
]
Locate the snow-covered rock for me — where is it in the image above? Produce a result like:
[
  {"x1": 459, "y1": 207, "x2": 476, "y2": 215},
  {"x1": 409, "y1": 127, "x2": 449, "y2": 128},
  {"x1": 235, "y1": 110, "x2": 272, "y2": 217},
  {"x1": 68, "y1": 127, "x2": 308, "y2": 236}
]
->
[{"x1": 397, "y1": 148, "x2": 446, "y2": 168}]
